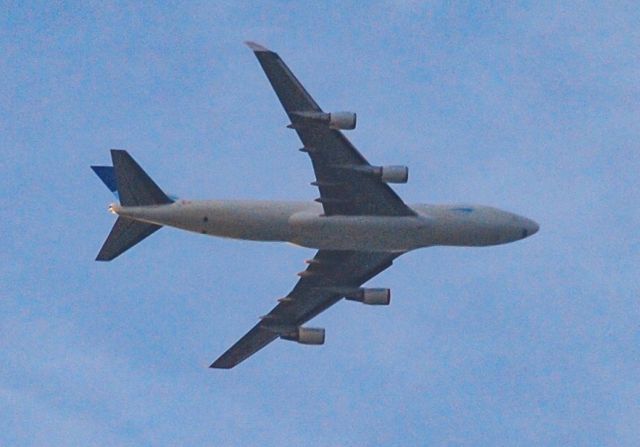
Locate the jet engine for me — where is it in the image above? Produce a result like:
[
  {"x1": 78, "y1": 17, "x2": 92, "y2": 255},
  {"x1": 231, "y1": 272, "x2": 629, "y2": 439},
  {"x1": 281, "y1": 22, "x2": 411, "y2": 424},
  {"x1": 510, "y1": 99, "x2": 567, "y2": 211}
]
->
[
  {"x1": 375, "y1": 165, "x2": 408, "y2": 184},
  {"x1": 345, "y1": 288, "x2": 391, "y2": 305},
  {"x1": 327, "y1": 112, "x2": 357, "y2": 130},
  {"x1": 281, "y1": 327, "x2": 325, "y2": 345},
  {"x1": 291, "y1": 111, "x2": 357, "y2": 130},
  {"x1": 345, "y1": 165, "x2": 409, "y2": 183}
]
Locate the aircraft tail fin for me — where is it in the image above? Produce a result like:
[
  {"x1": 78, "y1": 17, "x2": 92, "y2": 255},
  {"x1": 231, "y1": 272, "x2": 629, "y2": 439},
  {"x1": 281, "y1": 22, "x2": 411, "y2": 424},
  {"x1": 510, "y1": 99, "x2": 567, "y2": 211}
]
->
[
  {"x1": 91, "y1": 166, "x2": 119, "y2": 199},
  {"x1": 93, "y1": 150, "x2": 173, "y2": 261}
]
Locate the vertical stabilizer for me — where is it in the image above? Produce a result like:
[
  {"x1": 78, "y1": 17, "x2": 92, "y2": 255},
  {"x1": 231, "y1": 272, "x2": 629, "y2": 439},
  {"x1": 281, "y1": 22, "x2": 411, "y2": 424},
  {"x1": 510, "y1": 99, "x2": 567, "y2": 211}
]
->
[
  {"x1": 91, "y1": 166, "x2": 119, "y2": 198},
  {"x1": 93, "y1": 150, "x2": 172, "y2": 261}
]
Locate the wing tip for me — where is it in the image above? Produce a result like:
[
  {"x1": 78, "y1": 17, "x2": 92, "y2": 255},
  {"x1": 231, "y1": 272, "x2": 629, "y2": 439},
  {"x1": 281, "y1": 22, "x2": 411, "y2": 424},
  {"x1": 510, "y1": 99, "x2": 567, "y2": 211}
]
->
[
  {"x1": 209, "y1": 360, "x2": 233, "y2": 369},
  {"x1": 244, "y1": 41, "x2": 270, "y2": 52}
]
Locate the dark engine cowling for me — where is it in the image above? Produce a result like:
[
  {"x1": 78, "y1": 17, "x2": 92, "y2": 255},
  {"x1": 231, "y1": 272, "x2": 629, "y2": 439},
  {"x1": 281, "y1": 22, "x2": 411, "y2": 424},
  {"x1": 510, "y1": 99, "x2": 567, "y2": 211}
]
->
[
  {"x1": 346, "y1": 288, "x2": 391, "y2": 305},
  {"x1": 281, "y1": 327, "x2": 326, "y2": 345}
]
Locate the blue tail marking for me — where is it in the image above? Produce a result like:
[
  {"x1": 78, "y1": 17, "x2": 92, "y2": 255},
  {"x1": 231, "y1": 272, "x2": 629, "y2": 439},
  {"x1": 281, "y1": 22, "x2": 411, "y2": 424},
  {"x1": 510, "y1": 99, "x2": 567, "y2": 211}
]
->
[{"x1": 91, "y1": 166, "x2": 119, "y2": 199}]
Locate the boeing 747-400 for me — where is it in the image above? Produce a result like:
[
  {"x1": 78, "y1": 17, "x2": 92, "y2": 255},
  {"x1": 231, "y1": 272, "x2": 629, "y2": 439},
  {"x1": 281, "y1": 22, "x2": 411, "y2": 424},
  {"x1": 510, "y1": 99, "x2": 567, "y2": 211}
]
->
[{"x1": 92, "y1": 42, "x2": 538, "y2": 369}]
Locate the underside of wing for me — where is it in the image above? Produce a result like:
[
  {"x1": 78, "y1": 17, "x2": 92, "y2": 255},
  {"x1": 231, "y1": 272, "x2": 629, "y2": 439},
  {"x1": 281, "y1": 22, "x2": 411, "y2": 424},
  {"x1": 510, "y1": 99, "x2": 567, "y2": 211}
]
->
[
  {"x1": 210, "y1": 324, "x2": 278, "y2": 369},
  {"x1": 246, "y1": 42, "x2": 415, "y2": 217},
  {"x1": 210, "y1": 250, "x2": 401, "y2": 369},
  {"x1": 210, "y1": 44, "x2": 412, "y2": 369}
]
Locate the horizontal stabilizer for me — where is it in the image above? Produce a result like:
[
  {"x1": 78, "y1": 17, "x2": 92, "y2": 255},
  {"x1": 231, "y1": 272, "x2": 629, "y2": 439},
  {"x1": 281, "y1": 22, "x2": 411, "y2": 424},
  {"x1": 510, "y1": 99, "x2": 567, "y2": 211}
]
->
[
  {"x1": 110, "y1": 150, "x2": 172, "y2": 206},
  {"x1": 96, "y1": 217, "x2": 161, "y2": 261}
]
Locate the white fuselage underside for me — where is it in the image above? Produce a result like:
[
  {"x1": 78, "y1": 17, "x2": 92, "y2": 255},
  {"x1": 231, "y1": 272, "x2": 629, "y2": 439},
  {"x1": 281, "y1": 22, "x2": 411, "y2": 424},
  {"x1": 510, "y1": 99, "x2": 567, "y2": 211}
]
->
[{"x1": 113, "y1": 200, "x2": 538, "y2": 251}]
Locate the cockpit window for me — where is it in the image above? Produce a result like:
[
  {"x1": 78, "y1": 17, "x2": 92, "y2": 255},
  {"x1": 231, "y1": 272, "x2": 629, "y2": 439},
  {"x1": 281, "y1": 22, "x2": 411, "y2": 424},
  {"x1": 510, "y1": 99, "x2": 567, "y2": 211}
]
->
[{"x1": 452, "y1": 207, "x2": 474, "y2": 213}]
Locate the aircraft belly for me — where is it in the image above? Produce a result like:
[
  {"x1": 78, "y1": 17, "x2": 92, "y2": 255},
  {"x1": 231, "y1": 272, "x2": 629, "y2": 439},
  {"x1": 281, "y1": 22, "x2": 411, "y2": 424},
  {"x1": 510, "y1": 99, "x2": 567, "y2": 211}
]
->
[
  {"x1": 116, "y1": 200, "x2": 307, "y2": 242},
  {"x1": 115, "y1": 201, "x2": 513, "y2": 249},
  {"x1": 289, "y1": 212, "x2": 434, "y2": 251},
  {"x1": 196, "y1": 201, "x2": 301, "y2": 241}
]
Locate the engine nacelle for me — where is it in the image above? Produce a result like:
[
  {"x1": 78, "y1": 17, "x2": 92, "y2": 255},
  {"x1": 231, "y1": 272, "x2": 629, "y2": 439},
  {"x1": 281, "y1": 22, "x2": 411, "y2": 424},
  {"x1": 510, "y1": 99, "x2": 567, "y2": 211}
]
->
[
  {"x1": 376, "y1": 165, "x2": 408, "y2": 184},
  {"x1": 328, "y1": 111, "x2": 357, "y2": 130},
  {"x1": 346, "y1": 288, "x2": 391, "y2": 305},
  {"x1": 292, "y1": 111, "x2": 357, "y2": 130},
  {"x1": 281, "y1": 327, "x2": 325, "y2": 345}
]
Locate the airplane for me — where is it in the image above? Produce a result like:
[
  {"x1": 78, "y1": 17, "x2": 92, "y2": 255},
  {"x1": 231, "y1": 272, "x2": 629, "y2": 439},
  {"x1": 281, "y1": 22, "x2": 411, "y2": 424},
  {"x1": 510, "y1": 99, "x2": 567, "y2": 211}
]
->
[{"x1": 91, "y1": 42, "x2": 539, "y2": 369}]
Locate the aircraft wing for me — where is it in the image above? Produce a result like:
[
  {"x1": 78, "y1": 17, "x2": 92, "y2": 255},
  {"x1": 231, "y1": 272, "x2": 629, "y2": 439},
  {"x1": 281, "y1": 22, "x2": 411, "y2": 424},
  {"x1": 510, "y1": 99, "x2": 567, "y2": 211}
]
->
[
  {"x1": 245, "y1": 41, "x2": 415, "y2": 217},
  {"x1": 210, "y1": 249, "x2": 400, "y2": 369}
]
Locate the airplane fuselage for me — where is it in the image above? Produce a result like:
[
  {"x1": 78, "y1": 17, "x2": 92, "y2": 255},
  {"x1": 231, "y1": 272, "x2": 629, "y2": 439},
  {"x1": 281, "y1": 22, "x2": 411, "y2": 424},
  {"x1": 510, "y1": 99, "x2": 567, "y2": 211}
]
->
[
  {"x1": 113, "y1": 200, "x2": 539, "y2": 252},
  {"x1": 92, "y1": 41, "x2": 541, "y2": 369}
]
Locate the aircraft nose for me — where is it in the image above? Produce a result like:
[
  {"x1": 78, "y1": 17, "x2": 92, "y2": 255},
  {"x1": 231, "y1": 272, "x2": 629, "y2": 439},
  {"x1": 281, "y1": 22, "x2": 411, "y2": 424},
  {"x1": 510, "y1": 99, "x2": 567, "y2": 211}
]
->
[{"x1": 521, "y1": 218, "x2": 539, "y2": 238}]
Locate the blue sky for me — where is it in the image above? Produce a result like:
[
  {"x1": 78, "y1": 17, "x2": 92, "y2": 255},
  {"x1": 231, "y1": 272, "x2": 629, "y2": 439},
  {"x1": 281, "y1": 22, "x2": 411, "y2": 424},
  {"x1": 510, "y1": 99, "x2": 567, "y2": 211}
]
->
[{"x1": 2, "y1": 1, "x2": 639, "y2": 445}]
